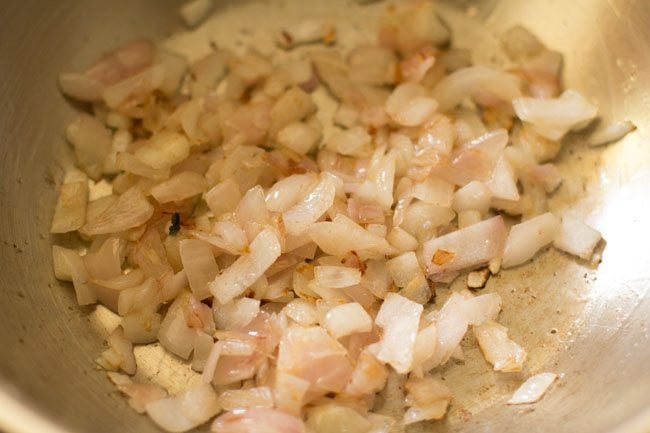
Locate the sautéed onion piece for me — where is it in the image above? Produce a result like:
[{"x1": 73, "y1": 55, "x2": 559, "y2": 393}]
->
[{"x1": 51, "y1": 0, "x2": 622, "y2": 429}]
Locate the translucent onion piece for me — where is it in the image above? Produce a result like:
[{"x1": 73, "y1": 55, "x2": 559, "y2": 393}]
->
[
  {"x1": 375, "y1": 293, "x2": 423, "y2": 374},
  {"x1": 507, "y1": 372, "x2": 558, "y2": 405},
  {"x1": 474, "y1": 321, "x2": 527, "y2": 372},
  {"x1": 146, "y1": 384, "x2": 220, "y2": 433},
  {"x1": 211, "y1": 408, "x2": 305, "y2": 433},
  {"x1": 553, "y1": 215, "x2": 602, "y2": 260},
  {"x1": 502, "y1": 212, "x2": 559, "y2": 268},
  {"x1": 80, "y1": 187, "x2": 153, "y2": 236}
]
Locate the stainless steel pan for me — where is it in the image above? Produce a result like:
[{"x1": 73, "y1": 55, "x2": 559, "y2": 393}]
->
[{"x1": 1, "y1": 0, "x2": 649, "y2": 432}]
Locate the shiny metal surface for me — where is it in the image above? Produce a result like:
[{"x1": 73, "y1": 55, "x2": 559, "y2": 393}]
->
[{"x1": 0, "y1": 1, "x2": 649, "y2": 432}]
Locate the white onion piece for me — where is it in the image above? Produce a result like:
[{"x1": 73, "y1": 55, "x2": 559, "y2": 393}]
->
[
  {"x1": 385, "y1": 252, "x2": 430, "y2": 305},
  {"x1": 266, "y1": 173, "x2": 319, "y2": 213},
  {"x1": 179, "y1": 0, "x2": 213, "y2": 27},
  {"x1": 116, "y1": 152, "x2": 170, "y2": 181},
  {"x1": 502, "y1": 212, "x2": 560, "y2": 268},
  {"x1": 102, "y1": 63, "x2": 165, "y2": 109},
  {"x1": 59, "y1": 73, "x2": 104, "y2": 101},
  {"x1": 212, "y1": 408, "x2": 306, "y2": 433},
  {"x1": 97, "y1": 327, "x2": 136, "y2": 375},
  {"x1": 411, "y1": 321, "x2": 437, "y2": 377},
  {"x1": 345, "y1": 348, "x2": 389, "y2": 396},
  {"x1": 180, "y1": 239, "x2": 219, "y2": 300},
  {"x1": 387, "y1": 227, "x2": 419, "y2": 253},
  {"x1": 323, "y1": 302, "x2": 372, "y2": 339},
  {"x1": 190, "y1": 51, "x2": 228, "y2": 96},
  {"x1": 309, "y1": 214, "x2": 392, "y2": 258},
  {"x1": 326, "y1": 127, "x2": 372, "y2": 157},
  {"x1": 422, "y1": 215, "x2": 507, "y2": 278},
  {"x1": 158, "y1": 295, "x2": 196, "y2": 359},
  {"x1": 107, "y1": 372, "x2": 167, "y2": 414},
  {"x1": 269, "y1": 86, "x2": 316, "y2": 137},
  {"x1": 276, "y1": 19, "x2": 336, "y2": 49},
  {"x1": 84, "y1": 39, "x2": 154, "y2": 85},
  {"x1": 282, "y1": 172, "x2": 340, "y2": 236},
  {"x1": 159, "y1": 50, "x2": 188, "y2": 97},
  {"x1": 507, "y1": 372, "x2": 558, "y2": 405},
  {"x1": 283, "y1": 299, "x2": 319, "y2": 327},
  {"x1": 513, "y1": 90, "x2": 598, "y2": 140},
  {"x1": 133, "y1": 227, "x2": 172, "y2": 281},
  {"x1": 80, "y1": 187, "x2": 153, "y2": 236},
  {"x1": 403, "y1": 376, "x2": 452, "y2": 424},
  {"x1": 146, "y1": 383, "x2": 220, "y2": 433},
  {"x1": 274, "y1": 371, "x2": 310, "y2": 416},
  {"x1": 151, "y1": 172, "x2": 207, "y2": 204},
  {"x1": 117, "y1": 277, "x2": 159, "y2": 316},
  {"x1": 192, "y1": 330, "x2": 214, "y2": 372},
  {"x1": 51, "y1": 180, "x2": 88, "y2": 234},
  {"x1": 54, "y1": 247, "x2": 96, "y2": 306},
  {"x1": 210, "y1": 229, "x2": 281, "y2": 304},
  {"x1": 277, "y1": 325, "x2": 352, "y2": 393},
  {"x1": 213, "y1": 297, "x2": 260, "y2": 331},
  {"x1": 553, "y1": 215, "x2": 602, "y2": 260},
  {"x1": 65, "y1": 113, "x2": 112, "y2": 180},
  {"x1": 355, "y1": 150, "x2": 396, "y2": 208},
  {"x1": 205, "y1": 179, "x2": 242, "y2": 217},
  {"x1": 423, "y1": 293, "x2": 468, "y2": 369},
  {"x1": 485, "y1": 154, "x2": 520, "y2": 201},
  {"x1": 385, "y1": 82, "x2": 438, "y2": 127},
  {"x1": 452, "y1": 180, "x2": 491, "y2": 214},
  {"x1": 589, "y1": 120, "x2": 636, "y2": 147},
  {"x1": 217, "y1": 386, "x2": 273, "y2": 411},
  {"x1": 433, "y1": 66, "x2": 522, "y2": 112},
  {"x1": 463, "y1": 293, "x2": 502, "y2": 326},
  {"x1": 235, "y1": 186, "x2": 271, "y2": 241},
  {"x1": 366, "y1": 414, "x2": 396, "y2": 433},
  {"x1": 375, "y1": 293, "x2": 423, "y2": 374},
  {"x1": 277, "y1": 122, "x2": 321, "y2": 155},
  {"x1": 474, "y1": 321, "x2": 527, "y2": 372},
  {"x1": 135, "y1": 131, "x2": 190, "y2": 170},
  {"x1": 307, "y1": 404, "x2": 371, "y2": 433},
  {"x1": 314, "y1": 266, "x2": 362, "y2": 289}
]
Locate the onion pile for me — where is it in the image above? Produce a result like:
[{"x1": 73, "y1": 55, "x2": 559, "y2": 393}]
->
[{"x1": 51, "y1": 1, "x2": 631, "y2": 431}]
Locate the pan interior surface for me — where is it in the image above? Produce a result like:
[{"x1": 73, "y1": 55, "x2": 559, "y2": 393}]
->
[{"x1": 0, "y1": 1, "x2": 649, "y2": 432}]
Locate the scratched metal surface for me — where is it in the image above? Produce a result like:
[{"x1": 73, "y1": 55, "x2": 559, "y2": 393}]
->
[{"x1": 0, "y1": 1, "x2": 648, "y2": 432}]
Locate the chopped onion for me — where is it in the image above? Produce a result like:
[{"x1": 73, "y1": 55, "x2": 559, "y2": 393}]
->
[
  {"x1": 51, "y1": 180, "x2": 88, "y2": 234},
  {"x1": 102, "y1": 63, "x2": 166, "y2": 109},
  {"x1": 314, "y1": 265, "x2": 362, "y2": 289},
  {"x1": 507, "y1": 372, "x2": 557, "y2": 405},
  {"x1": 158, "y1": 295, "x2": 197, "y2": 359},
  {"x1": 59, "y1": 73, "x2": 104, "y2": 102},
  {"x1": 282, "y1": 172, "x2": 337, "y2": 235},
  {"x1": 146, "y1": 383, "x2": 220, "y2": 433},
  {"x1": 421, "y1": 215, "x2": 507, "y2": 278},
  {"x1": 217, "y1": 386, "x2": 273, "y2": 411},
  {"x1": 150, "y1": 172, "x2": 207, "y2": 204},
  {"x1": 513, "y1": 90, "x2": 598, "y2": 140},
  {"x1": 65, "y1": 113, "x2": 112, "y2": 180},
  {"x1": 210, "y1": 229, "x2": 281, "y2": 304},
  {"x1": 269, "y1": 86, "x2": 316, "y2": 137},
  {"x1": 122, "y1": 312, "x2": 162, "y2": 344},
  {"x1": 135, "y1": 131, "x2": 190, "y2": 170},
  {"x1": 375, "y1": 293, "x2": 423, "y2": 374},
  {"x1": 212, "y1": 408, "x2": 306, "y2": 433},
  {"x1": 452, "y1": 180, "x2": 491, "y2": 214},
  {"x1": 180, "y1": 239, "x2": 219, "y2": 300},
  {"x1": 502, "y1": 212, "x2": 560, "y2": 268},
  {"x1": 277, "y1": 325, "x2": 353, "y2": 393},
  {"x1": 326, "y1": 127, "x2": 372, "y2": 157},
  {"x1": 323, "y1": 302, "x2": 372, "y2": 339},
  {"x1": 553, "y1": 215, "x2": 602, "y2": 260},
  {"x1": 403, "y1": 376, "x2": 452, "y2": 424},
  {"x1": 192, "y1": 330, "x2": 214, "y2": 372},
  {"x1": 385, "y1": 252, "x2": 430, "y2": 304},
  {"x1": 309, "y1": 214, "x2": 392, "y2": 258},
  {"x1": 205, "y1": 179, "x2": 242, "y2": 217},
  {"x1": 80, "y1": 187, "x2": 153, "y2": 236},
  {"x1": 213, "y1": 297, "x2": 260, "y2": 331},
  {"x1": 474, "y1": 320, "x2": 527, "y2": 372},
  {"x1": 385, "y1": 82, "x2": 437, "y2": 127},
  {"x1": 588, "y1": 120, "x2": 636, "y2": 147},
  {"x1": 274, "y1": 371, "x2": 310, "y2": 415},
  {"x1": 277, "y1": 122, "x2": 321, "y2": 155},
  {"x1": 107, "y1": 372, "x2": 167, "y2": 414},
  {"x1": 53, "y1": 247, "x2": 97, "y2": 306},
  {"x1": 283, "y1": 298, "x2": 319, "y2": 327},
  {"x1": 433, "y1": 66, "x2": 522, "y2": 112},
  {"x1": 345, "y1": 347, "x2": 388, "y2": 396},
  {"x1": 96, "y1": 326, "x2": 136, "y2": 375}
]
